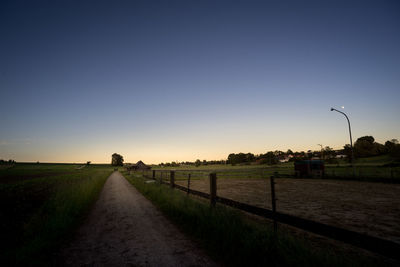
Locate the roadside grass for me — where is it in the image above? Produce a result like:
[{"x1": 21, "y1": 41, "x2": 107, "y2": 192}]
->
[
  {"x1": 0, "y1": 165, "x2": 113, "y2": 266},
  {"x1": 123, "y1": 172, "x2": 373, "y2": 267}
]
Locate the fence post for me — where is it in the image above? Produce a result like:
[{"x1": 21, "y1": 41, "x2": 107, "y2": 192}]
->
[
  {"x1": 160, "y1": 172, "x2": 163, "y2": 184},
  {"x1": 170, "y1": 171, "x2": 175, "y2": 188},
  {"x1": 152, "y1": 170, "x2": 156, "y2": 180},
  {"x1": 210, "y1": 173, "x2": 217, "y2": 207},
  {"x1": 187, "y1": 174, "x2": 191, "y2": 195},
  {"x1": 270, "y1": 174, "x2": 277, "y2": 233}
]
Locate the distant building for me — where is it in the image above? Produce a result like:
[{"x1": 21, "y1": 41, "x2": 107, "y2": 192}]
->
[
  {"x1": 126, "y1": 160, "x2": 151, "y2": 171},
  {"x1": 279, "y1": 155, "x2": 293, "y2": 163}
]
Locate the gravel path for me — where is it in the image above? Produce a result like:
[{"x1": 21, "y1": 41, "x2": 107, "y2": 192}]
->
[{"x1": 60, "y1": 171, "x2": 216, "y2": 266}]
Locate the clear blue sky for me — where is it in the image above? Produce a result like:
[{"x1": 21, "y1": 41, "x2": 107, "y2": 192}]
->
[{"x1": 1, "y1": 0, "x2": 399, "y2": 163}]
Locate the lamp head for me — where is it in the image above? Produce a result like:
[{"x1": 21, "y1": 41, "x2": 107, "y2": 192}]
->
[{"x1": 330, "y1": 108, "x2": 334, "y2": 111}]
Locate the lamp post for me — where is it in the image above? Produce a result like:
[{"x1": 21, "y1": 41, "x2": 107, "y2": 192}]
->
[
  {"x1": 330, "y1": 108, "x2": 355, "y2": 175},
  {"x1": 318, "y1": 144, "x2": 323, "y2": 160}
]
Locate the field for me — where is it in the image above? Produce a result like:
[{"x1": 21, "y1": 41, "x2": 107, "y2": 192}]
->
[
  {"x1": 175, "y1": 178, "x2": 400, "y2": 243},
  {"x1": 123, "y1": 171, "x2": 374, "y2": 267},
  {"x1": 0, "y1": 163, "x2": 114, "y2": 265},
  {"x1": 149, "y1": 157, "x2": 400, "y2": 246},
  {"x1": 2, "y1": 158, "x2": 398, "y2": 265}
]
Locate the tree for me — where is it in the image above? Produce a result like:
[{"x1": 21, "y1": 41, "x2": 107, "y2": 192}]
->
[
  {"x1": 259, "y1": 152, "x2": 278, "y2": 165},
  {"x1": 385, "y1": 139, "x2": 400, "y2": 159},
  {"x1": 354, "y1": 136, "x2": 375, "y2": 157},
  {"x1": 227, "y1": 153, "x2": 237, "y2": 165},
  {"x1": 86, "y1": 161, "x2": 91, "y2": 165},
  {"x1": 354, "y1": 135, "x2": 387, "y2": 158},
  {"x1": 343, "y1": 144, "x2": 352, "y2": 161},
  {"x1": 195, "y1": 159, "x2": 201, "y2": 167},
  {"x1": 171, "y1": 161, "x2": 179, "y2": 167},
  {"x1": 111, "y1": 153, "x2": 124, "y2": 166},
  {"x1": 385, "y1": 139, "x2": 399, "y2": 153},
  {"x1": 323, "y1": 146, "x2": 335, "y2": 159},
  {"x1": 227, "y1": 153, "x2": 255, "y2": 165},
  {"x1": 357, "y1": 136, "x2": 375, "y2": 144},
  {"x1": 323, "y1": 146, "x2": 338, "y2": 164}
]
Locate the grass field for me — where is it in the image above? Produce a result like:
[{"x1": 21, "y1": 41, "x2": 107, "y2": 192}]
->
[
  {"x1": 0, "y1": 163, "x2": 113, "y2": 266},
  {"x1": 141, "y1": 156, "x2": 400, "y2": 250},
  {"x1": 123, "y1": 171, "x2": 391, "y2": 267},
  {"x1": 2, "y1": 158, "x2": 397, "y2": 265}
]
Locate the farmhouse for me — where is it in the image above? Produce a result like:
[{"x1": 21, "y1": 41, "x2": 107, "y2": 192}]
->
[{"x1": 126, "y1": 160, "x2": 151, "y2": 171}]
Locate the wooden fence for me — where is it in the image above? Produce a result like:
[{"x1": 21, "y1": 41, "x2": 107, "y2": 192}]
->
[{"x1": 138, "y1": 169, "x2": 400, "y2": 260}]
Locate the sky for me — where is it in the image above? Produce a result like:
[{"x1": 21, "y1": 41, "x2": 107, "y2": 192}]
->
[{"x1": 1, "y1": 0, "x2": 399, "y2": 164}]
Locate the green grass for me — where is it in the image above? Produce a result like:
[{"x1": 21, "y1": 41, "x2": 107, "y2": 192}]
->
[
  {"x1": 0, "y1": 164, "x2": 113, "y2": 266},
  {"x1": 123, "y1": 172, "x2": 376, "y2": 267},
  {"x1": 353, "y1": 154, "x2": 394, "y2": 165}
]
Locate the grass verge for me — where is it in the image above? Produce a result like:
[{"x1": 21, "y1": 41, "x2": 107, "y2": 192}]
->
[
  {"x1": 123, "y1": 172, "x2": 373, "y2": 267},
  {"x1": 0, "y1": 166, "x2": 113, "y2": 266}
]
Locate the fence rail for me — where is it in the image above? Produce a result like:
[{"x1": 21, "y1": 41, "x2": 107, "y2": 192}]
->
[{"x1": 136, "y1": 169, "x2": 400, "y2": 260}]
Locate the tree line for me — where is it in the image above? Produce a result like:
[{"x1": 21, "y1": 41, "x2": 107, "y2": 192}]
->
[
  {"x1": 0, "y1": 159, "x2": 16, "y2": 164},
  {"x1": 348, "y1": 136, "x2": 399, "y2": 159},
  {"x1": 158, "y1": 136, "x2": 399, "y2": 167},
  {"x1": 159, "y1": 159, "x2": 226, "y2": 167}
]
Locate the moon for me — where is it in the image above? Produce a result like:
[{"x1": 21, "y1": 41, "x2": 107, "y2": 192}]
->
[{"x1": 341, "y1": 106, "x2": 345, "y2": 109}]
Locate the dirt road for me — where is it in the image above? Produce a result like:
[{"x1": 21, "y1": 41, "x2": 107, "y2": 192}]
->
[{"x1": 59, "y1": 172, "x2": 216, "y2": 266}]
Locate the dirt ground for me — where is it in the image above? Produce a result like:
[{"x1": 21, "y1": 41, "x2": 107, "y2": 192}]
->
[
  {"x1": 58, "y1": 172, "x2": 216, "y2": 266},
  {"x1": 176, "y1": 178, "x2": 400, "y2": 243}
]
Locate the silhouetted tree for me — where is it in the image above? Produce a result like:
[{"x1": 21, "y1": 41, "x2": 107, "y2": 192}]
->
[
  {"x1": 324, "y1": 146, "x2": 335, "y2": 159},
  {"x1": 385, "y1": 139, "x2": 398, "y2": 153},
  {"x1": 0, "y1": 159, "x2": 14, "y2": 164},
  {"x1": 171, "y1": 161, "x2": 179, "y2": 167},
  {"x1": 259, "y1": 152, "x2": 278, "y2": 165},
  {"x1": 385, "y1": 139, "x2": 400, "y2": 159},
  {"x1": 342, "y1": 144, "x2": 352, "y2": 161},
  {"x1": 354, "y1": 135, "x2": 387, "y2": 157},
  {"x1": 227, "y1": 153, "x2": 255, "y2": 165},
  {"x1": 195, "y1": 159, "x2": 201, "y2": 167},
  {"x1": 111, "y1": 153, "x2": 124, "y2": 166}
]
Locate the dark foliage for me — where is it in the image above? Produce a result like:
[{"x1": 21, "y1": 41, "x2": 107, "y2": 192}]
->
[{"x1": 111, "y1": 153, "x2": 124, "y2": 166}]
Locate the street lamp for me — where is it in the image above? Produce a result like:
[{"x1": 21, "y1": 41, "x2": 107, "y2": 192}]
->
[
  {"x1": 317, "y1": 144, "x2": 323, "y2": 160},
  {"x1": 330, "y1": 108, "x2": 355, "y2": 173}
]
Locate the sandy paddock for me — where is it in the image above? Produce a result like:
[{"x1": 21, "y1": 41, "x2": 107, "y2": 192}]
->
[{"x1": 176, "y1": 178, "x2": 400, "y2": 243}]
